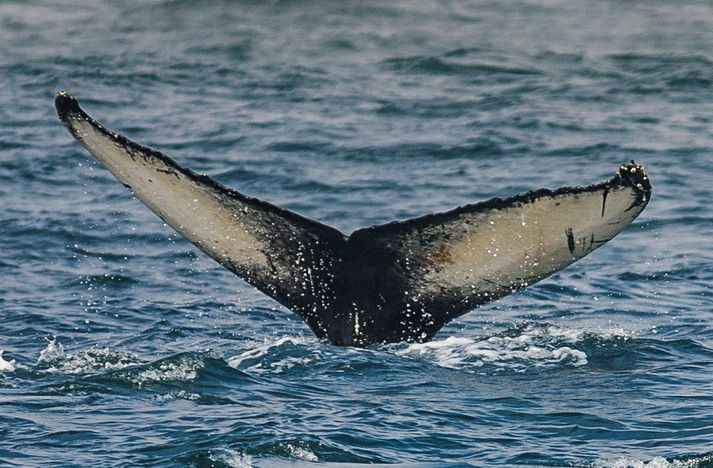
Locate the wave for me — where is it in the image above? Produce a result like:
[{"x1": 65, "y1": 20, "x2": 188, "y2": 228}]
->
[
  {"x1": 606, "y1": 53, "x2": 713, "y2": 94},
  {"x1": 183, "y1": 444, "x2": 320, "y2": 467},
  {"x1": 224, "y1": 323, "x2": 648, "y2": 377},
  {"x1": 592, "y1": 453, "x2": 713, "y2": 468},
  {"x1": 207, "y1": 449, "x2": 253, "y2": 468},
  {"x1": 26, "y1": 324, "x2": 708, "y2": 388},
  {"x1": 382, "y1": 55, "x2": 542, "y2": 78},
  {"x1": 63, "y1": 273, "x2": 140, "y2": 289},
  {"x1": 0, "y1": 349, "x2": 16, "y2": 372},
  {"x1": 118, "y1": 353, "x2": 207, "y2": 387},
  {"x1": 36, "y1": 338, "x2": 141, "y2": 375},
  {"x1": 227, "y1": 336, "x2": 323, "y2": 375},
  {"x1": 387, "y1": 322, "x2": 602, "y2": 373},
  {"x1": 33, "y1": 338, "x2": 211, "y2": 388}
]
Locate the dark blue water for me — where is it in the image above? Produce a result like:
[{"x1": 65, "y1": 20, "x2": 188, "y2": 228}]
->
[{"x1": 2, "y1": 1, "x2": 713, "y2": 466}]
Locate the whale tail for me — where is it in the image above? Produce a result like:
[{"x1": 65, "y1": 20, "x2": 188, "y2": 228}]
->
[
  {"x1": 55, "y1": 91, "x2": 348, "y2": 339},
  {"x1": 346, "y1": 161, "x2": 651, "y2": 344},
  {"x1": 55, "y1": 92, "x2": 651, "y2": 346}
]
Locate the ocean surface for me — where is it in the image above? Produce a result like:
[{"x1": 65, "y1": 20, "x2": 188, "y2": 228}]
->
[{"x1": 1, "y1": 1, "x2": 712, "y2": 466}]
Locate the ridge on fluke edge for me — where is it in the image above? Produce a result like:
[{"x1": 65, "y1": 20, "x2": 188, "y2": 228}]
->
[{"x1": 54, "y1": 91, "x2": 652, "y2": 347}]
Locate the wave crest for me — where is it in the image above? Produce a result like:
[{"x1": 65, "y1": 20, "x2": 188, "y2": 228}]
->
[
  {"x1": 36, "y1": 338, "x2": 140, "y2": 374},
  {"x1": 388, "y1": 322, "x2": 635, "y2": 373},
  {"x1": 594, "y1": 454, "x2": 713, "y2": 468}
]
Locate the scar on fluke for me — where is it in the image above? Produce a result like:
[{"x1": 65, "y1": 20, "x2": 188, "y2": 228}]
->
[
  {"x1": 565, "y1": 228, "x2": 576, "y2": 255},
  {"x1": 601, "y1": 188, "x2": 609, "y2": 217},
  {"x1": 54, "y1": 91, "x2": 652, "y2": 347},
  {"x1": 156, "y1": 167, "x2": 181, "y2": 179}
]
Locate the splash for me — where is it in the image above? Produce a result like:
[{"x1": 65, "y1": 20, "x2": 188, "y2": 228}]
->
[
  {"x1": 36, "y1": 338, "x2": 140, "y2": 375},
  {"x1": 227, "y1": 337, "x2": 304, "y2": 366},
  {"x1": 287, "y1": 444, "x2": 318, "y2": 462},
  {"x1": 133, "y1": 355, "x2": 205, "y2": 386},
  {"x1": 0, "y1": 350, "x2": 16, "y2": 372},
  {"x1": 594, "y1": 454, "x2": 713, "y2": 468},
  {"x1": 227, "y1": 337, "x2": 319, "y2": 374},
  {"x1": 208, "y1": 449, "x2": 252, "y2": 468},
  {"x1": 38, "y1": 337, "x2": 65, "y2": 363},
  {"x1": 389, "y1": 323, "x2": 613, "y2": 372},
  {"x1": 33, "y1": 337, "x2": 209, "y2": 387},
  {"x1": 154, "y1": 390, "x2": 201, "y2": 402}
]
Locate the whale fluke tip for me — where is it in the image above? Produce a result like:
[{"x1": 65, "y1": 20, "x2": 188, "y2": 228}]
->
[
  {"x1": 616, "y1": 161, "x2": 652, "y2": 194},
  {"x1": 55, "y1": 91, "x2": 80, "y2": 117}
]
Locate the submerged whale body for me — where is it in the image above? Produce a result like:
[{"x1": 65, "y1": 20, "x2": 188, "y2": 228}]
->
[{"x1": 55, "y1": 91, "x2": 652, "y2": 347}]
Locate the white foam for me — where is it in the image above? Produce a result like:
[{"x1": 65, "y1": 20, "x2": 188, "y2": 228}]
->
[
  {"x1": 595, "y1": 455, "x2": 711, "y2": 468},
  {"x1": 268, "y1": 356, "x2": 315, "y2": 373},
  {"x1": 228, "y1": 337, "x2": 304, "y2": 367},
  {"x1": 0, "y1": 350, "x2": 16, "y2": 372},
  {"x1": 37, "y1": 338, "x2": 141, "y2": 375},
  {"x1": 288, "y1": 445, "x2": 318, "y2": 462},
  {"x1": 34, "y1": 338, "x2": 207, "y2": 386},
  {"x1": 155, "y1": 390, "x2": 201, "y2": 402},
  {"x1": 511, "y1": 323, "x2": 633, "y2": 342},
  {"x1": 134, "y1": 357, "x2": 203, "y2": 386},
  {"x1": 208, "y1": 449, "x2": 252, "y2": 468},
  {"x1": 391, "y1": 323, "x2": 595, "y2": 372},
  {"x1": 38, "y1": 337, "x2": 65, "y2": 363},
  {"x1": 227, "y1": 336, "x2": 319, "y2": 374}
]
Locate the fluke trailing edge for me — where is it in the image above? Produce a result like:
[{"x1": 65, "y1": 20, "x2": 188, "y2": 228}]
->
[{"x1": 55, "y1": 91, "x2": 652, "y2": 347}]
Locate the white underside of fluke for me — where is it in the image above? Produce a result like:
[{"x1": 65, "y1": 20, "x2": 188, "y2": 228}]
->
[{"x1": 409, "y1": 181, "x2": 644, "y2": 300}]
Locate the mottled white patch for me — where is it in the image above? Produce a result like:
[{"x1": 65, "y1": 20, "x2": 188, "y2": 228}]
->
[
  {"x1": 409, "y1": 183, "x2": 644, "y2": 300},
  {"x1": 68, "y1": 117, "x2": 271, "y2": 273}
]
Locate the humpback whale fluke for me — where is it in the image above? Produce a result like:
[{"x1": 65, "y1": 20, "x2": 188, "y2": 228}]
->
[{"x1": 55, "y1": 91, "x2": 652, "y2": 347}]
